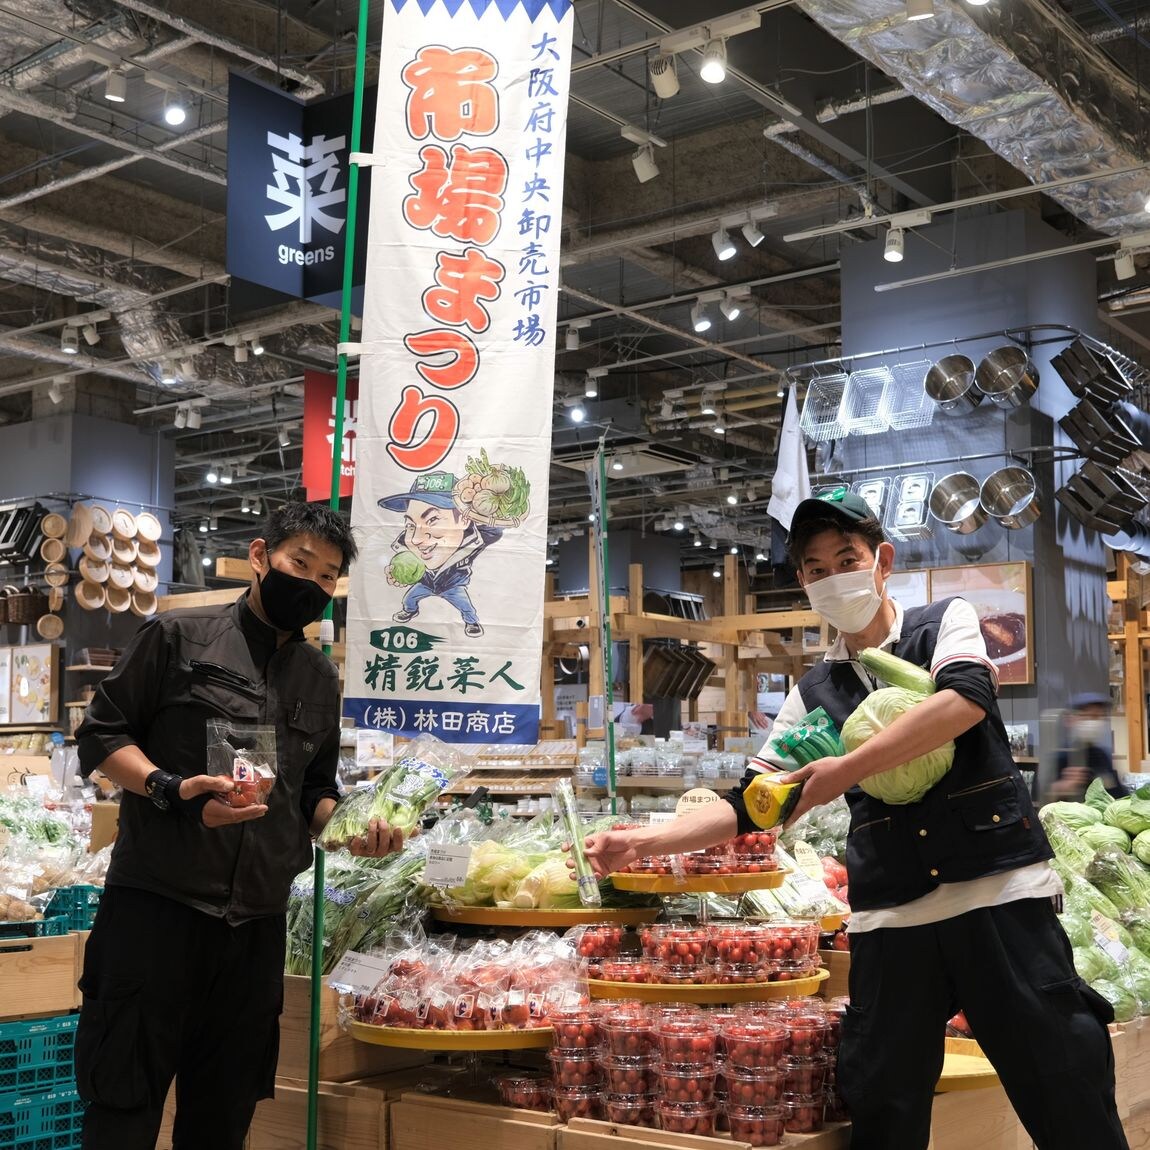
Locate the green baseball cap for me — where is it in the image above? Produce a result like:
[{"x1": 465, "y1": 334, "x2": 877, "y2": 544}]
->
[{"x1": 787, "y1": 487, "x2": 876, "y2": 538}]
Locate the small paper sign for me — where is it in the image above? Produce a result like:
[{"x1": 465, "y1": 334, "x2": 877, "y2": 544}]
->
[
  {"x1": 793, "y1": 841, "x2": 825, "y2": 881},
  {"x1": 327, "y1": 950, "x2": 392, "y2": 996},
  {"x1": 1091, "y1": 910, "x2": 1130, "y2": 966},
  {"x1": 424, "y1": 843, "x2": 473, "y2": 888},
  {"x1": 648, "y1": 811, "x2": 680, "y2": 825},
  {"x1": 675, "y1": 787, "x2": 720, "y2": 817}
]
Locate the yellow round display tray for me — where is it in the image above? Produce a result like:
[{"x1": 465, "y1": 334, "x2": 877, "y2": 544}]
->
[
  {"x1": 937, "y1": 1038, "x2": 1000, "y2": 1092},
  {"x1": 431, "y1": 906, "x2": 661, "y2": 928},
  {"x1": 746, "y1": 912, "x2": 848, "y2": 933},
  {"x1": 347, "y1": 1021, "x2": 553, "y2": 1050},
  {"x1": 588, "y1": 967, "x2": 829, "y2": 1004},
  {"x1": 609, "y1": 870, "x2": 788, "y2": 895}
]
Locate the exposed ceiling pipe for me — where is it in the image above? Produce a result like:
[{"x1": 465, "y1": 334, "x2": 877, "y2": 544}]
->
[
  {"x1": 0, "y1": 328, "x2": 153, "y2": 390},
  {"x1": 764, "y1": 129, "x2": 879, "y2": 217},
  {"x1": 816, "y1": 86, "x2": 911, "y2": 123}
]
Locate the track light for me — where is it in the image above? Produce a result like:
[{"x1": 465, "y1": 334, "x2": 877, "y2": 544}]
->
[
  {"x1": 82, "y1": 323, "x2": 100, "y2": 346},
  {"x1": 742, "y1": 219, "x2": 765, "y2": 247},
  {"x1": 209, "y1": 516, "x2": 219, "y2": 532},
  {"x1": 964, "y1": 0, "x2": 991, "y2": 5},
  {"x1": 173, "y1": 405, "x2": 187, "y2": 429},
  {"x1": 47, "y1": 379, "x2": 65, "y2": 405},
  {"x1": 187, "y1": 406, "x2": 202, "y2": 430},
  {"x1": 726, "y1": 492, "x2": 739, "y2": 506},
  {"x1": 756, "y1": 551, "x2": 768, "y2": 561},
  {"x1": 1116, "y1": 251, "x2": 1137, "y2": 281},
  {"x1": 777, "y1": 386, "x2": 785, "y2": 398},
  {"x1": 163, "y1": 92, "x2": 187, "y2": 127},
  {"x1": 719, "y1": 294, "x2": 742, "y2": 322},
  {"x1": 711, "y1": 228, "x2": 736, "y2": 261},
  {"x1": 693, "y1": 535, "x2": 702, "y2": 548},
  {"x1": 649, "y1": 52, "x2": 680, "y2": 99},
  {"x1": 565, "y1": 327, "x2": 580, "y2": 351},
  {"x1": 278, "y1": 426, "x2": 291, "y2": 448},
  {"x1": 202, "y1": 554, "x2": 213, "y2": 567},
  {"x1": 691, "y1": 300, "x2": 712, "y2": 333},
  {"x1": 747, "y1": 487, "x2": 757, "y2": 502},
  {"x1": 632, "y1": 144, "x2": 660, "y2": 184},
  {"x1": 713, "y1": 413, "x2": 726, "y2": 435},
  {"x1": 60, "y1": 326, "x2": 78, "y2": 355},
  {"x1": 104, "y1": 70, "x2": 127, "y2": 103},
  {"x1": 611, "y1": 456, "x2": 624, "y2": 472},
  {"x1": 884, "y1": 226, "x2": 905, "y2": 263},
  {"x1": 730, "y1": 546, "x2": 739, "y2": 555},
  {"x1": 906, "y1": 0, "x2": 934, "y2": 19},
  {"x1": 251, "y1": 498, "x2": 261, "y2": 517},
  {"x1": 206, "y1": 464, "x2": 219, "y2": 484},
  {"x1": 700, "y1": 38, "x2": 727, "y2": 84},
  {"x1": 220, "y1": 466, "x2": 234, "y2": 485},
  {"x1": 569, "y1": 403, "x2": 586, "y2": 423},
  {"x1": 241, "y1": 497, "x2": 251, "y2": 514},
  {"x1": 586, "y1": 368, "x2": 607, "y2": 398},
  {"x1": 250, "y1": 336, "x2": 265, "y2": 356},
  {"x1": 712, "y1": 568, "x2": 721, "y2": 579},
  {"x1": 159, "y1": 360, "x2": 177, "y2": 384},
  {"x1": 234, "y1": 344, "x2": 249, "y2": 363},
  {"x1": 673, "y1": 518, "x2": 685, "y2": 532},
  {"x1": 700, "y1": 392, "x2": 717, "y2": 416},
  {"x1": 199, "y1": 518, "x2": 209, "y2": 534}
]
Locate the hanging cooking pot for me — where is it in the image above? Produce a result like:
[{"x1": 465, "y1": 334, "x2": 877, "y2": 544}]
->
[
  {"x1": 928, "y1": 472, "x2": 987, "y2": 534},
  {"x1": 980, "y1": 467, "x2": 1041, "y2": 529},
  {"x1": 975, "y1": 346, "x2": 1039, "y2": 408},
  {"x1": 924, "y1": 355, "x2": 982, "y2": 414}
]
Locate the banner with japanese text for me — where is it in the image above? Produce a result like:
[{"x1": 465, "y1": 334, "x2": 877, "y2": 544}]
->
[
  {"x1": 303, "y1": 370, "x2": 359, "y2": 501},
  {"x1": 342, "y1": 0, "x2": 573, "y2": 744}
]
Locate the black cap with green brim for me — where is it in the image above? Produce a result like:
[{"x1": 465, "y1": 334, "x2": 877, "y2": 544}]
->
[{"x1": 787, "y1": 486, "x2": 875, "y2": 541}]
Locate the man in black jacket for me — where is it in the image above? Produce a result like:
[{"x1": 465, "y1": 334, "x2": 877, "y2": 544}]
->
[
  {"x1": 581, "y1": 490, "x2": 1127, "y2": 1150},
  {"x1": 74, "y1": 503, "x2": 400, "y2": 1150}
]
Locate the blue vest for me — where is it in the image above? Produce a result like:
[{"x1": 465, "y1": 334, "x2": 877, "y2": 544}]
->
[{"x1": 795, "y1": 599, "x2": 1052, "y2": 911}]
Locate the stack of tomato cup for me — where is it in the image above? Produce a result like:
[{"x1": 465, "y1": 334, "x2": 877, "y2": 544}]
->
[
  {"x1": 779, "y1": 1005, "x2": 830, "y2": 1135},
  {"x1": 548, "y1": 1004, "x2": 605, "y2": 1122},
  {"x1": 721, "y1": 1014, "x2": 788, "y2": 1146},
  {"x1": 730, "y1": 829, "x2": 780, "y2": 874},
  {"x1": 643, "y1": 924, "x2": 716, "y2": 986},
  {"x1": 574, "y1": 925, "x2": 624, "y2": 979},
  {"x1": 822, "y1": 997, "x2": 849, "y2": 1122},
  {"x1": 598, "y1": 1001, "x2": 659, "y2": 1128},
  {"x1": 655, "y1": 1014, "x2": 719, "y2": 1136}
]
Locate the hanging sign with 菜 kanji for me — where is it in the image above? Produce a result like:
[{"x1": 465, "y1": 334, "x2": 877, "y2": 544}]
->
[{"x1": 342, "y1": 0, "x2": 574, "y2": 744}]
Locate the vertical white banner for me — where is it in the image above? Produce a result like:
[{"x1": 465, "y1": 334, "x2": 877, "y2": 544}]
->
[{"x1": 343, "y1": 0, "x2": 574, "y2": 745}]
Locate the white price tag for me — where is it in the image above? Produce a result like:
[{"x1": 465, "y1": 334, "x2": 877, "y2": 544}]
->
[
  {"x1": 1091, "y1": 910, "x2": 1131, "y2": 966},
  {"x1": 424, "y1": 843, "x2": 473, "y2": 887},
  {"x1": 326, "y1": 950, "x2": 392, "y2": 996},
  {"x1": 648, "y1": 811, "x2": 680, "y2": 824},
  {"x1": 793, "y1": 841, "x2": 825, "y2": 882}
]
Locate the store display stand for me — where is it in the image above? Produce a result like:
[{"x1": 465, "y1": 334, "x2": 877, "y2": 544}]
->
[
  {"x1": 430, "y1": 906, "x2": 660, "y2": 928},
  {"x1": 588, "y1": 967, "x2": 830, "y2": 1003},
  {"x1": 346, "y1": 1022, "x2": 553, "y2": 1051}
]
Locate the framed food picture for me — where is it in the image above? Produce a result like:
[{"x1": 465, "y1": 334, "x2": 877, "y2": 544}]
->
[
  {"x1": 928, "y1": 562, "x2": 1034, "y2": 685},
  {"x1": 9, "y1": 644, "x2": 58, "y2": 724}
]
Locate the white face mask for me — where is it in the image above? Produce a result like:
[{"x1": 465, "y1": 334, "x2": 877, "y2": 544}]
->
[
  {"x1": 1075, "y1": 719, "x2": 1109, "y2": 747},
  {"x1": 804, "y1": 556, "x2": 884, "y2": 634}
]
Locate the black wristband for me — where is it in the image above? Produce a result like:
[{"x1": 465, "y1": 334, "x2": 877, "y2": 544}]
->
[{"x1": 163, "y1": 775, "x2": 211, "y2": 822}]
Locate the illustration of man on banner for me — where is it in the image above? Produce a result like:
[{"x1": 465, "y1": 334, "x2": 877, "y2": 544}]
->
[{"x1": 380, "y1": 457, "x2": 527, "y2": 638}]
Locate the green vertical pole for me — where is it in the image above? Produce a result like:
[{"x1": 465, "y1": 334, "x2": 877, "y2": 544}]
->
[
  {"x1": 308, "y1": 3, "x2": 371, "y2": 1148},
  {"x1": 594, "y1": 446, "x2": 617, "y2": 814}
]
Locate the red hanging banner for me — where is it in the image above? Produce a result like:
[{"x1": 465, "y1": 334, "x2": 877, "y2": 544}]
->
[{"x1": 303, "y1": 369, "x2": 360, "y2": 500}]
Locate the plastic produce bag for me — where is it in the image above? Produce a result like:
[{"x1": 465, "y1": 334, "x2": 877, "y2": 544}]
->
[
  {"x1": 206, "y1": 719, "x2": 277, "y2": 808},
  {"x1": 767, "y1": 708, "x2": 845, "y2": 767}
]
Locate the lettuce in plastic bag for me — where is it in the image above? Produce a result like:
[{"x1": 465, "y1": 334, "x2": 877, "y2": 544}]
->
[
  {"x1": 1044, "y1": 817, "x2": 1095, "y2": 873},
  {"x1": 1040, "y1": 801, "x2": 1101, "y2": 830},
  {"x1": 1086, "y1": 847, "x2": 1150, "y2": 915},
  {"x1": 1092, "y1": 978, "x2": 1140, "y2": 1023},
  {"x1": 1073, "y1": 943, "x2": 1118, "y2": 984}
]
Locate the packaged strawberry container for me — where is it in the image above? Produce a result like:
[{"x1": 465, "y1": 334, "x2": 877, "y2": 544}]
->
[
  {"x1": 783, "y1": 1091, "x2": 825, "y2": 1133},
  {"x1": 553, "y1": 1085, "x2": 604, "y2": 1123},
  {"x1": 656, "y1": 1017, "x2": 718, "y2": 1066},
  {"x1": 657, "y1": 1065, "x2": 717, "y2": 1104},
  {"x1": 655, "y1": 961, "x2": 717, "y2": 986},
  {"x1": 725, "y1": 1066, "x2": 784, "y2": 1107},
  {"x1": 721, "y1": 1018, "x2": 788, "y2": 1070},
  {"x1": 784, "y1": 1012, "x2": 828, "y2": 1057},
  {"x1": 657, "y1": 1100, "x2": 716, "y2": 1136},
  {"x1": 548, "y1": 1003, "x2": 602, "y2": 1049},
  {"x1": 727, "y1": 1104, "x2": 786, "y2": 1147},
  {"x1": 781, "y1": 1053, "x2": 828, "y2": 1095},
  {"x1": 646, "y1": 924, "x2": 714, "y2": 967},
  {"x1": 601, "y1": 1054, "x2": 658, "y2": 1095},
  {"x1": 549, "y1": 1049, "x2": 603, "y2": 1089},
  {"x1": 601, "y1": 1007, "x2": 655, "y2": 1057},
  {"x1": 604, "y1": 1093, "x2": 658, "y2": 1128},
  {"x1": 494, "y1": 1074, "x2": 552, "y2": 1112}
]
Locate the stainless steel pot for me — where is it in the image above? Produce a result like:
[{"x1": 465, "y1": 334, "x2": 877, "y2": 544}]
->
[
  {"x1": 924, "y1": 355, "x2": 982, "y2": 414},
  {"x1": 928, "y1": 471, "x2": 986, "y2": 534},
  {"x1": 974, "y1": 346, "x2": 1038, "y2": 408},
  {"x1": 980, "y1": 466, "x2": 1040, "y2": 529}
]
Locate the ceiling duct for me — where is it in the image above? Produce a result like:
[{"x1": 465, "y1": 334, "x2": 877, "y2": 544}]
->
[{"x1": 793, "y1": 0, "x2": 1150, "y2": 234}]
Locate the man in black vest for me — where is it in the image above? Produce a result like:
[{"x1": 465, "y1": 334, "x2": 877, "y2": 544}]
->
[{"x1": 581, "y1": 490, "x2": 1127, "y2": 1150}]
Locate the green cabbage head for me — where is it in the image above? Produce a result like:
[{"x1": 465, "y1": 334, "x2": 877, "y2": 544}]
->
[
  {"x1": 1133, "y1": 831, "x2": 1150, "y2": 867},
  {"x1": 1081, "y1": 824, "x2": 1132, "y2": 854},
  {"x1": 1039, "y1": 801, "x2": 1101, "y2": 830},
  {"x1": 1103, "y1": 797, "x2": 1150, "y2": 836},
  {"x1": 842, "y1": 687, "x2": 954, "y2": 804}
]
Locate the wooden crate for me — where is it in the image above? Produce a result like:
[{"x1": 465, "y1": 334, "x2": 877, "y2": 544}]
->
[
  {"x1": 1125, "y1": 1102, "x2": 1150, "y2": 1150},
  {"x1": 1116, "y1": 1018, "x2": 1150, "y2": 1116},
  {"x1": 0, "y1": 932, "x2": 79, "y2": 1018},
  {"x1": 817, "y1": 949, "x2": 849, "y2": 999},
  {"x1": 278, "y1": 974, "x2": 429, "y2": 1082},
  {"x1": 392, "y1": 1091, "x2": 558, "y2": 1150},
  {"x1": 558, "y1": 1117, "x2": 850, "y2": 1150}
]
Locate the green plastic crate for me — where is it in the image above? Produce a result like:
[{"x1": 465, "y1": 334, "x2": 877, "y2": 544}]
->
[
  {"x1": 43, "y1": 886, "x2": 101, "y2": 932},
  {"x1": 0, "y1": 917, "x2": 69, "y2": 940},
  {"x1": 0, "y1": 1086, "x2": 85, "y2": 1149},
  {"x1": 0, "y1": 1016, "x2": 77, "y2": 1100}
]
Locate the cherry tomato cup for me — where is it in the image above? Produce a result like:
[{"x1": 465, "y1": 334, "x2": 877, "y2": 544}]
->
[
  {"x1": 549, "y1": 1049, "x2": 603, "y2": 1089},
  {"x1": 627, "y1": 855, "x2": 675, "y2": 875},
  {"x1": 598, "y1": 958, "x2": 656, "y2": 984},
  {"x1": 657, "y1": 1065, "x2": 717, "y2": 1105},
  {"x1": 494, "y1": 1074, "x2": 552, "y2": 1112},
  {"x1": 783, "y1": 1092, "x2": 825, "y2": 1134},
  {"x1": 785, "y1": 1013, "x2": 828, "y2": 1057},
  {"x1": 732, "y1": 830, "x2": 778, "y2": 858},
  {"x1": 656, "y1": 1018, "x2": 718, "y2": 1066},
  {"x1": 646, "y1": 925, "x2": 714, "y2": 967},
  {"x1": 601, "y1": 1055, "x2": 658, "y2": 1095},
  {"x1": 553, "y1": 1086, "x2": 604, "y2": 1123},
  {"x1": 657, "y1": 1100, "x2": 716, "y2": 1136},
  {"x1": 715, "y1": 961, "x2": 769, "y2": 985},
  {"x1": 782, "y1": 1053, "x2": 828, "y2": 1095},
  {"x1": 823, "y1": 1000, "x2": 847, "y2": 1051},
  {"x1": 577, "y1": 925, "x2": 624, "y2": 963},
  {"x1": 712, "y1": 925, "x2": 776, "y2": 967},
  {"x1": 727, "y1": 1104, "x2": 786, "y2": 1147},
  {"x1": 604, "y1": 1093, "x2": 658, "y2": 1128},
  {"x1": 726, "y1": 1067, "x2": 784, "y2": 1107},
  {"x1": 548, "y1": 1005, "x2": 602, "y2": 1051},
  {"x1": 602, "y1": 1010, "x2": 656, "y2": 1058},
  {"x1": 721, "y1": 1019, "x2": 788, "y2": 1071},
  {"x1": 655, "y1": 961, "x2": 717, "y2": 986}
]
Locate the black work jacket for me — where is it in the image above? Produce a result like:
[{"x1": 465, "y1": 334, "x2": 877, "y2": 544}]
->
[{"x1": 77, "y1": 595, "x2": 340, "y2": 922}]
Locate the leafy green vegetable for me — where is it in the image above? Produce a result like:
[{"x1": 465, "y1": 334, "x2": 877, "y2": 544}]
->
[
  {"x1": 463, "y1": 449, "x2": 531, "y2": 521},
  {"x1": 389, "y1": 553, "x2": 425, "y2": 585},
  {"x1": 1103, "y1": 797, "x2": 1150, "y2": 836},
  {"x1": 1086, "y1": 777, "x2": 1116, "y2": 814},
  {"x1": 1059, "y1": 907, "x2": 1093, "y2": 949},
  {"x1": 842, "y1": 687, "x2": 955, "y2": 804},
  {"x1": 1081, "y1": 824, "x2": 1132, "y2": 854},
  {"x1": 1133, "y1": 830, "x2": 1150, "y2": 866},
  {"x1": 1057, "y1": 863, "x2": 1124, "y2": 921},
  {"x1": 1121, "y1": 912, "x2": 1150, "y2": 954},
  {"x1": 1043, "y1": 818, "x2": 1096, "y2": 873},
  {"x1": 1092, "y1": 978, "x2": 1140, "y2": 1023},
  {"x1": 1086, "y1": 847, "x2": 1150, "y2": 915},
  {"x1": 858, "y1": 648, "x2": 936, "y2": 695},
  {"x1": 1074, "y1": 943, "x2": 1118, "y2": 984},
  {"x1": 1039, "y1": 801, "x2": 1101, "y2": 830},
  {"x1": 766, "y1": 708, "x2": 845, "y2": 767}
]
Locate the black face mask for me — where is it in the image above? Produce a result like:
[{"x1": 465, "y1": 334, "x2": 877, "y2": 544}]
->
[{"x1": 257, "y1": 565, "x2": 332, "y2": 632}]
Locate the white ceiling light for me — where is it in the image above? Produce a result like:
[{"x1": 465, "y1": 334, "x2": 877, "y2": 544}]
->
[
  {"x1": 660, "y1": 397, "x2": 674, "y2": 419},
  {"x1": 60, "y1": 326, "x2": 79, "y2": 355},
  {"x1": 209, "y1": 516, "x2": 219, "y2": 532},
  {"x1": 278, "y1": 426, "x2": 291, "y2": 448},
  {"x1": 719, "y1": 294, "x2": 742, "y2": 322},
  {"x1": 726, "y1": 492, "x2": 739, "y2": 506},
  {"x1": 611, "y1": 455, "x2": 624, "y2": 472},
  {"x1": 104, "y1": 70, "x2": 127, "y2": 103},
  {"x1": 159, "y1": 360, "x2": 177, "y2": 384},
  {"x1": 777, "y1": 386, "x2": 785, "y2": 398},
  {"x1": 712, "y1": 413, "x2": 726, "y2": 435},
  {"x1": 173, "y1": 405, "x2": 188, "y2": 429},
  {"x1": 186, "y1": 406, "x2": 202, "y2": 430},
  {"x1": 202, "y1": 554, "x2": 213, "y2": 567},
  {"x1": 906, "y1": 0, "x2": 934, "y2": 19},
  {"x1": 746, "y1": 486, "x2": 757, "y2": 501},
  {"x1": 756, "y1": 550, "x2": 768, "y2": 562},
  {"x1": 884, "y1": 226, "x2": 906, "y2": 263},
  {"x1": 712, "y1": 567, "x2": 722, "y2": 579},
  {"x1": 250, "y1": 335, "x2": 265, "y2": 356},
  {"x1": 205, "y1": 464, "x2": 219, "y2": 484},
  {"x1": 234, "y1": 344, "x2": 249, "y2": 363},
  {"x1": 649, "y1": 53, "x2": 680, "y2": 99},
  {"x1": 569, "y1": 403, "x2": 586, "y2": 423},
  {"x1": 700, "y1": 392, "x2": 717, "y2": 416},
  {"x1": 220, "y1": 466, "x2": 234, "y2": 485},
  {"x1": 162, "y1": 92, "x2": 187, "y2": 127},
  {"x1": 585, "y1": 367, "x2": 607, "y2": 398},
  {"x1": 241, "y1": 497, "x2": 251, "y2": 514},
  {"x1": 1116, "y1": 251, "x2": 1137, "y2": 281},
  {"x1": 251, "y1": 498, "x2": 261, "y2": 517},
  {"x1": 199, "y1": 518, "x2": 209, "y2": 534},
  {"x1": 691, "y1": 300, "x2": 712, "y2": 333},
  {"x1": 82, "y1": 323, "x2": 100, "y2": 346},
  {"x1": 700, "y1": 37, "x2": 727, "y2": 84},
  {"x1": 730, "y1": 546, "x2": 739, "y2": 555},
  {"x1": 673, "y1": 517, "x2": 685, "y2": 532},
  {"x1": 47, "y1": 379, "x2": 65, "y2": 405},
  {"x1": 632, "y1": 144, "x2": 660, "y2": 184},
  {"x1": 693, "y1": 534, "x2": 703, "y2": 548},
  {"x1": 964, "y1": 0, "x2": 991, "y2": 5},
  {"x1": 711, "y1": 227, "x2": 736, "y2": 261},
  {"x1": 742, "y1": 219, "x2": 765, "y2": 247},
  {"x1": 565, "y1": 327, "x2": 580, "y2": 351}
]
